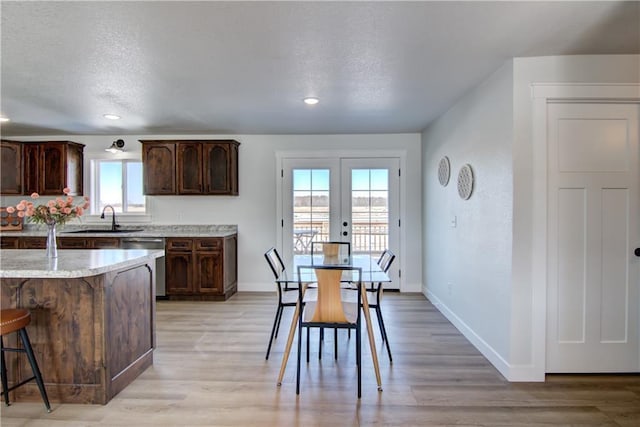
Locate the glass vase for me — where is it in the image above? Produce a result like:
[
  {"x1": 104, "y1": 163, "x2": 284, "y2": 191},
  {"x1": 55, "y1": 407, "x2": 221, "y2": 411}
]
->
[{"x1": 45, "y1": 221, "x2": 58, "y2": 258}]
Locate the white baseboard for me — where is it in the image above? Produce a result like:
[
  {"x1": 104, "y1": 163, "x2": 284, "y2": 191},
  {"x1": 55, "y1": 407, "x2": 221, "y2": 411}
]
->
[
  {"x1": 239, "y1": 282, "x2": 274, "y2": 292},
  {"x1": 423, "y1": 289, "x2": 540, "y2": 381}
]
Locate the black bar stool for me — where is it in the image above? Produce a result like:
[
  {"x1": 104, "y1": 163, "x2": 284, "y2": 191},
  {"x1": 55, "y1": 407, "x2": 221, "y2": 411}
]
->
[{"x1": 0, "y1": 308, "x2": 51, "y2": 412}]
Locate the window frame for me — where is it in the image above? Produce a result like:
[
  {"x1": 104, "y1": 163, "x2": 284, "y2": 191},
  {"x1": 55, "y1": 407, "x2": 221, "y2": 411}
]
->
[{"x1": 85, "y1": 153, "x2": 151, "y2": 223}]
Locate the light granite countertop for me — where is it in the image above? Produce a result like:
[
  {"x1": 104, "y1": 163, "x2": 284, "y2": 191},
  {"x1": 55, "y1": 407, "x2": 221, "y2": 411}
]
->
[
  {"x1": 0, "y1": 249, "x2": 165, "y2": 278},
  {"x1": 0, "y1": 224, "x2": 237, "y2": 238}
]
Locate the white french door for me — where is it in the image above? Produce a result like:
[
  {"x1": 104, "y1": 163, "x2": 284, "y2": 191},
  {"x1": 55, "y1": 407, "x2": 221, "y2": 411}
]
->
[{"x1": 281, "y1": 157, "x2": 400, "y2": 289}]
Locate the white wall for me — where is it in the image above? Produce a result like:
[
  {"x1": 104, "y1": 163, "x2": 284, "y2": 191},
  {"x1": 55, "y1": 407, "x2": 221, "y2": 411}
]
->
[
  {"x1": 4, "y1": 133, "x2": 422, "y2": 293},
  {"x1": 422, "y1": 54, "x2": 640, "y2": 381},
  {"x1": 421, "y1": 61, "x2": 514, "y2": 372},
  {"x1": 511, "y1": 54, "x2": 640, "y2": 379}
]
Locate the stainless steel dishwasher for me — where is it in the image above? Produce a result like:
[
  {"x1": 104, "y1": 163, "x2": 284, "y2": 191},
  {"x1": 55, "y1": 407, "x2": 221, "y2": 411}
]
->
[{"x1": 121, "y1": 237, "x2": 166, "y2": 297}]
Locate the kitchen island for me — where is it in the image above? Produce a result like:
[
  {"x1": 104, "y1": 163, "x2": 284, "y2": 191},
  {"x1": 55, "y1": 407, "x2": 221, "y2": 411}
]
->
[{"x1": 0, "y1": 249, "x2": 164, "y2": 404}]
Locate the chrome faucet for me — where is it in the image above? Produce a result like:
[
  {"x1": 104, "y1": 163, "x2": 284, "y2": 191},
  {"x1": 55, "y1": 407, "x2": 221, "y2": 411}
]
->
[{"x1": 100, "y1": 205, "x2": 119, "y2": 231}]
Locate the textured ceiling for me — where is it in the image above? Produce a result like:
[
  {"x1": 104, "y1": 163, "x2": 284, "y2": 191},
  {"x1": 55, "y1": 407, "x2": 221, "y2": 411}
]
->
[{"x1": 1, "y1": 1, "x2": 638, "y2": 136}]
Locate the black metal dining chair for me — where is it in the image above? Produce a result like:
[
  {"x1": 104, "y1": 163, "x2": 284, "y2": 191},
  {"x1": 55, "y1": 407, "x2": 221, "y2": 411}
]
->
[
  {"x1": 296, "y1": 265, "x2": 364, "y2": 398},
  {"x1": 365, "y1": 249, "x2": 396, "y2": 362},
  {"x1": 264, "y1": 247, "x2": 298, "y2": 360}
]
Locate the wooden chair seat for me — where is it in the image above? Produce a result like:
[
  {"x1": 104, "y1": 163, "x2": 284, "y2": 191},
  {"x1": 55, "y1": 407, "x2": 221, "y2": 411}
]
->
[{"x1": 302, "y1": 301, "x2": 359, "y2": 324}]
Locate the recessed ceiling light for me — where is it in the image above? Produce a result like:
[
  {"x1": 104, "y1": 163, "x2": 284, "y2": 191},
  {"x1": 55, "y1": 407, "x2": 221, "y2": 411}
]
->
[
  {"x1": 103, "y1": 113, "x2": 121, "y2": 120},
  {"x1": 303, "y1": 97, "x2": 319, "y2": 105},
  {"x1": 0, "y1": 117, "x2": 9, "y2": 122}
]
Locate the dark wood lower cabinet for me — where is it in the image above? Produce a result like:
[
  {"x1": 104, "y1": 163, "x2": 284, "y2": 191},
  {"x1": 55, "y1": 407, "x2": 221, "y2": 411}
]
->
[
  {"x1": 1, "y1": 233, "x2": 238, "y2": 301},
  {"x1": 165, "y1": 235, "x2": 237, "y2": 300}
]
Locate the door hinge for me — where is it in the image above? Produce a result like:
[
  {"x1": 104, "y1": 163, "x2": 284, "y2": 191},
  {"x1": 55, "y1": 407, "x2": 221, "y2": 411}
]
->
[
  {"x1": 281, "y1": 219, "x2": 284, "y2": 227},
  {"x1": 398, "y1": 219, "x2": 401, "y2": 227},
  {"x1": 398, "y1": 168, "x2": 401, "y2": 177},
  {"x1": 398, "y1": 269, "x2": 401, "y2": 278},
  {"x1": 281, "y1": 169, "x2": 284, "y2": 178}
]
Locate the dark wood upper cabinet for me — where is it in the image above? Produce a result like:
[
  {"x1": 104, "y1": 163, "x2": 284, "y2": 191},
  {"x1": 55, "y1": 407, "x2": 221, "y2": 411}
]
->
[
  {"x1": 0, "y1": 140, "x2": 23, "y2": 195},
  {"x1": 140, "y1": 139, "x2": 239, "y2": 196},
  {"x1": 27, "y1": 141, "x2": 84, "y2": 196},
  {"x1": 142, "y1": 142, "x2": 176, "y2": 195},
  {"x1": 0, "y1": 141, "x2": 84, "y2": 196}
]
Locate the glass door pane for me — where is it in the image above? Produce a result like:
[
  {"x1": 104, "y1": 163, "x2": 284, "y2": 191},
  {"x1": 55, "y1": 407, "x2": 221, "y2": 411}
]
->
[
  {"x1": 351, "y1": 168, "x2": 389, "y2": 258},
  {"x1": 292, "y1": 169, "x2": 330, "y2": 253}
]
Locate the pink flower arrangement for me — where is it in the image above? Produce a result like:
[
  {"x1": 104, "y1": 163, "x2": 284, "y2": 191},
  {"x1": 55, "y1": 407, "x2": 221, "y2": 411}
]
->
[{"x1": 6, "y1": 188, "x2": 90, "y2": 226}]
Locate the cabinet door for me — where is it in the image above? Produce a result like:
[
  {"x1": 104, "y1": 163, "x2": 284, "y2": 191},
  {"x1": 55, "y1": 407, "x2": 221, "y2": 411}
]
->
[
  {"x1": 196, "y1": 251, "x2": 223, "y2": 294},
  {"x1": 23, "y1": 144, "x2": 40, "y2": 195},
  {"x1": 66, "y1": 143, "x2": 84, "y2": 196},
  {"x1": 177, "y1": 143, "x2": 203, "y2": 194},
  {"x1": 166, "y1": 252, "x2": 194, "y2": 294},
  {"x1": 142, "y1": 143, "x2": 176, "y2": 195},
  {"x1": 203, "y1": 143, "x2": 233, "y2": 194},
  {"x1": 1, "y1": 141, "x2": 23, "y2": 195},
  {"x1": 40, "y1": 143, "x2": 67, "y2": 195}
]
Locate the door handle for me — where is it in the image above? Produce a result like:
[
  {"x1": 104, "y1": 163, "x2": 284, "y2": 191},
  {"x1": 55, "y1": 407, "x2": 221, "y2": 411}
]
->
[
  {"x1": 342, "y1": 231, "x2": 348, "y2": 236},
  {"x1": 343, "y1": 221, "x2": 348, "y2": 227},
  {"x1": 635, "y1": 248, "x2": 640, "y2": 257}
]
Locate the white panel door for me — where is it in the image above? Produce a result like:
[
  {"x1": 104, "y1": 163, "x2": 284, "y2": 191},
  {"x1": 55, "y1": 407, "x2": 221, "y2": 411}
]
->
[{"x1": 546, "y1": 102, "x2": 639, "y2": 372}]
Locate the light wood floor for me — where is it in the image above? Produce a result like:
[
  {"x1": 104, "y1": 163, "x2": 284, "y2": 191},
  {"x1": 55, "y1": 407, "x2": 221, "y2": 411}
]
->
[{"x1": 1, "y1": 292, "x2": 639, "y2": 426}]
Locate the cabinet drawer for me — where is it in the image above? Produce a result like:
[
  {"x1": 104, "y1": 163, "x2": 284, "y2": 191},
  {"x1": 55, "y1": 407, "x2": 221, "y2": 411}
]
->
[
  {"x1": 58, "y1": 238, "x2": 88, "y2": 249},
  {"x1": 195, "y1": 238, "x2": 221, "y2": 251},
  {"x1": 0, "y1": 236, "x2": 19, "y2": 249},
  {"x1": 91, "y1": 238, "x2": 120, "y2": 249},
  {"x1": 166, "y1": 238, "x2": 193, "y2": 251},
  {"x1": 20, "y1": 237, "x2": 46, "y2": 249}
]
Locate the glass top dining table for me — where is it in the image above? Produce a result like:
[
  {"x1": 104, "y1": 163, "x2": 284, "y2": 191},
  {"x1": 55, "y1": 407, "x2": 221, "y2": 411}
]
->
[
  {"x1": 275, "y1": 253, "x2": 387, "y2": 391},
  {"x1": 276, "y1": 254, "x2": 391, "y2": 284}
]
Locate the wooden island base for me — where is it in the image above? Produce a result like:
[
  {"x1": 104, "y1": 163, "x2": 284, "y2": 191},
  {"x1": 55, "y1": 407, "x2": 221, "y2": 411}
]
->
[{"x1": 0, "y1": 251, "x2": 159, "y2": 404}]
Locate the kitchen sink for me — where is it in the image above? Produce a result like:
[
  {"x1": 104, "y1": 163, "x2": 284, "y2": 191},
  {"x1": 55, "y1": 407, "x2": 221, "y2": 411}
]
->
[{"x1": 65, "y1": 229, "x2": 144, "y2": 234}]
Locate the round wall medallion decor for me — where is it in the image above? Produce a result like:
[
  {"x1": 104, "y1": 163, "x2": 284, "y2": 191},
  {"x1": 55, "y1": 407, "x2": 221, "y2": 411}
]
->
[
  {"x1": 457, "y1": 164, "x2": 474, "y2": 200},
  {"x1": 437, "y1": 156, "x2": 450, "y2": 186}
]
